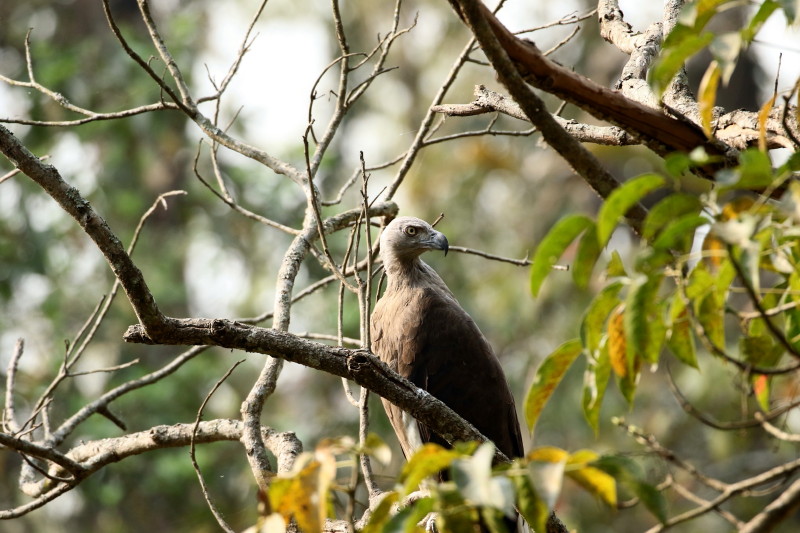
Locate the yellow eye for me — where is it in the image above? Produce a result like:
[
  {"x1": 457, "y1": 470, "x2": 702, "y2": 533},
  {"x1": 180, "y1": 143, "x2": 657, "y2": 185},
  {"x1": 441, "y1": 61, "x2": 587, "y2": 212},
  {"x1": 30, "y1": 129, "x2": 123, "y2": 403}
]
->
[{"x1": 404, "y1": 226, "x2": 418, "y2": 236}]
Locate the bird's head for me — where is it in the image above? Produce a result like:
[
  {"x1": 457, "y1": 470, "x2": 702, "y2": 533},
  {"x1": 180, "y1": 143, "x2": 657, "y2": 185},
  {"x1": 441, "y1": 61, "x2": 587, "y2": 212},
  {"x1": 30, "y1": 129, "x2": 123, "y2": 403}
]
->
[{"x1": 379, "y1": 216, "x2": 449, "y2": 266}]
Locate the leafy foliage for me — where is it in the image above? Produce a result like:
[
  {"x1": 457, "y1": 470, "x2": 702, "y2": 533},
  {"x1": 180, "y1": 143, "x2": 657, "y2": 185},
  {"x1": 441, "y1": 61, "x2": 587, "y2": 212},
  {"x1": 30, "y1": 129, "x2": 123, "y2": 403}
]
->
[{"x1": 527, "y1": 146, "x2": 800, "y2": 525}]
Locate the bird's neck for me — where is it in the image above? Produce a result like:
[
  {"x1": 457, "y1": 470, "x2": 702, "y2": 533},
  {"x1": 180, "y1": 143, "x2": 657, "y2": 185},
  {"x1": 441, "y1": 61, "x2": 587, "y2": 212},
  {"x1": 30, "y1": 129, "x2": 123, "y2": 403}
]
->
[{"x1": 384, "y1": 256, "x2": 448, "y2": 293}]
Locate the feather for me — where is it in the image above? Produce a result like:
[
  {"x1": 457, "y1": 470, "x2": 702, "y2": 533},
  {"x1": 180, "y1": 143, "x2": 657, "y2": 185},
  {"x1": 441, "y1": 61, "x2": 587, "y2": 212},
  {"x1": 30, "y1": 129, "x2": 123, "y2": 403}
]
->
[{"x1": 370, "y1": 217, "x2": 524, "y2": 461}]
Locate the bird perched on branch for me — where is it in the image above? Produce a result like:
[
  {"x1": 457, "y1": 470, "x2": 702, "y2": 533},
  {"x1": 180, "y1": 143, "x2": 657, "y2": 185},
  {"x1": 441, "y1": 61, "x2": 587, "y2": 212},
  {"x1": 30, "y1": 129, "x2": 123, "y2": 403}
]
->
[{"x1": 370, "y1": 216, "x2": 524, "y2": 461}]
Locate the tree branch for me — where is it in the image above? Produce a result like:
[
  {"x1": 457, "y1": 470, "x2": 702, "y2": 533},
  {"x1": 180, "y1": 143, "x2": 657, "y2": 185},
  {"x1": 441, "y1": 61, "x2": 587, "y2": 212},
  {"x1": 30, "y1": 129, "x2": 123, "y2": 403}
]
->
[
  {"x1": 445, "y1": 0, "x2": 736, "y2": 176},
  {"x1": 123, "y1": 319, "x2": 510, "y2": 465},
  {"x1": 0, "y1": 124, "x2": 167, "y2": 336},
  {"x1": 432, "y1": 84, "x2": 640, "y2": 146},
  {"x1": 445, "y1": 0, "x2": 648, "y2": 234}
]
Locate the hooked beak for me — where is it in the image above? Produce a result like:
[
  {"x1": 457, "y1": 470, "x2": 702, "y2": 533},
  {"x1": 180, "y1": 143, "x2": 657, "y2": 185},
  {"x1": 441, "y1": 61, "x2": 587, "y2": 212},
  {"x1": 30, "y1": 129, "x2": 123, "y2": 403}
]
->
[{"x1": 428, "y1": 230, "x2": 449, "y2": 256}]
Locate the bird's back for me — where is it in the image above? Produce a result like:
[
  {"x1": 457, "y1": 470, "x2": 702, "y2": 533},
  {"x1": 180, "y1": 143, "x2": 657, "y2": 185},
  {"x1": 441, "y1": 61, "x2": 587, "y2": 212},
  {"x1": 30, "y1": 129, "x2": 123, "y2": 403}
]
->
[{"x1": 371, "y1": 268, "x2": 523, "y2": 460}]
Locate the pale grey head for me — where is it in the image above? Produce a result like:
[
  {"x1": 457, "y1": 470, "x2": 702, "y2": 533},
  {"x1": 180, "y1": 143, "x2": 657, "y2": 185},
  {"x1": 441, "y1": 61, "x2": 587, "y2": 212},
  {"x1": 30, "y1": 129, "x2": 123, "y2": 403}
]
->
[{"x1": 379, "y1": 216, "x2": 449, "y2": 267}]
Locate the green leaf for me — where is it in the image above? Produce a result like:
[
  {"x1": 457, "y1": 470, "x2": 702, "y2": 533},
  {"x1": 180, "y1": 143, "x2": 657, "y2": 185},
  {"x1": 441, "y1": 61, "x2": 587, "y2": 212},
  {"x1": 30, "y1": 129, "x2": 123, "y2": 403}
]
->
[
  {"x1": 573, "y1": 224, "x2": 601, "y2": 289},
  {"x1": 677, "y1": 0, "x2": 731, "y2": 29},
  {"x1": 686, "y1": 261, "x2": 715, "y2": 299},
  {"x1": 633, "y1": 480, "x2": 668, "y2": 524},
  {"x1": 362, "y1": 492, "x2": 400, "y2": 533},
  {"x1": 742, "y1": 1, "x2": 779, "y2": 42},
  {"x1": 709, "y1": 32, "x2": 743, "y2": 83},
  {"x1": 753, "y1": 374, "x2": 771, "y2": 411},
  {"x1": 597, "y1": 174, "x2": 666, "y2": 247},
  {"x1": 697, "y1": 291, "x2": 725, "y2": 350},
  {"x1": 527, "y1": 447, "x2": 568, "y2": 511},
  {"x1": 740, "y1": 148, "x2": 775, "y2": 187},
  {"x1": 582, "y1": 342, "x2": 612, "y2": 434},
  {"x1": 512, "y1": 466, "x2": 549, "y2": 533},
  {"x1": 524, "y1": 339, "x2": 583, "y2": 434},
  {"x1": 384, "y1": 496, "x2": 433, "y2": 533},
  {"x1": 593, "y1": 455, "x2": 667, "y2": 523},
  {"x1": 624, "y1": 274, "x2": 665, "y2": 365},
  {"x1": 642, "y1": 193, "x2": 703, "y2": 241},
  {"x1": 667, "y1": 293, "x2": 699, "y2": 368},
  {"x1": 604, "y1": 250, "x2": 627, "y2": 278},
  {"x1": 698, "y1": 61, "x2": 721, "y2": 136},
  {"x1": 652, "y1": 214, "x2": 708, "y2": 253},
  {"x1": 779, "y1": 151, "x2": 800, "y2": 175},
  {"x1": 778, "y1": 0, "x2": 799, "y2": 23},
  {"x1": 530, "y1": 215, "x2": 594, "y2": 296},
  {"x1": 664, "y1": 152, "x2": 693, "y2": 177},
  {"x1": 617, "y1": 367, "x2": 639, "y2": 405},
  {"x1": 435, "y1": 485, "x2": 477, "y2": 532},
  {"x1": 733, "y1": 240, "x2": 763, "y2": 295},
  {"x1": 727, "y1": 148, "x2": 775, "y2": 189},
  {"x1": 478, "y1": 508, "x2": 509, "y2": 533},
  {"x1": 740, "y1": 334, "x2": 783, "y2": 368},
  {"x1": 651, "y1": 30, "x2": 715, "y2": 94},
  {"x1": 451, "y1": 443, "x2": 515, "y2": 514},
  {"x1": 580, "y1": 282, "x2": 624, "y2": 355},
  {"x1": 400, "y1": 444, "x2": 460, "y2": 496}
]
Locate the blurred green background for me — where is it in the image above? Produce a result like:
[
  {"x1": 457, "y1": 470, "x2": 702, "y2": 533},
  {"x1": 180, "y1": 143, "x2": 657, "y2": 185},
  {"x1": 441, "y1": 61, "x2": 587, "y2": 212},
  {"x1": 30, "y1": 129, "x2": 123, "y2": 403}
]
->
[{"x1": 1, "y1": 0, "x2": 797, "y2": 531}]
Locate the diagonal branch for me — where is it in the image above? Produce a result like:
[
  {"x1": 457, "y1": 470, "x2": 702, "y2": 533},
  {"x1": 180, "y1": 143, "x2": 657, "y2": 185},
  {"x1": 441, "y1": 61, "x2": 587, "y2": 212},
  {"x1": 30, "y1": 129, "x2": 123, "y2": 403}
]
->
[
  {"x1": 123, "y1": 319, "x2": 510, "y2": 465},
  {"x1": 445, "y1": 0, "x2": 648, "y2": 233},
  {"x1": 445, "y1": 0, "x2": 736, "y2": 176},
  {"x1": 0, "y1": 123, "x2": 167, "y2": 337}
]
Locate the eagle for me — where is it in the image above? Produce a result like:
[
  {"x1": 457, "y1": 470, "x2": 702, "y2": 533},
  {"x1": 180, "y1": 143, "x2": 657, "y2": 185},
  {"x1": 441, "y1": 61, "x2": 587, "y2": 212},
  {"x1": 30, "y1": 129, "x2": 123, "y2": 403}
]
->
[{"x1": 370, "y1": 216, "x2": 524, "y2": 462}]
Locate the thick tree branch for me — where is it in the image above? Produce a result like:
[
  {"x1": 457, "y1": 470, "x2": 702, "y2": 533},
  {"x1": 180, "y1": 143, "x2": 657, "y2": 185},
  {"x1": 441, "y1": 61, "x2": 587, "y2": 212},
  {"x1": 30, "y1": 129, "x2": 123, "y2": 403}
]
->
[
  {"x1": 123, "y1": 319, "x2": 510, "y2": 464},
  {"x1": 433, "y1": 85, "x2": 640, "y2": 146},
  {"x1": 0, "y1": 124, "x2": 167, "y2": 337},
  {"x1": 446, "y1": 0, "x2": 735, "y2": 175},
  {"x1": 445, "y1": 0, "x2": 648, "y2": 233},
  {"x1": 14, "y1": 420, "x2": 300, "y2": 499}
]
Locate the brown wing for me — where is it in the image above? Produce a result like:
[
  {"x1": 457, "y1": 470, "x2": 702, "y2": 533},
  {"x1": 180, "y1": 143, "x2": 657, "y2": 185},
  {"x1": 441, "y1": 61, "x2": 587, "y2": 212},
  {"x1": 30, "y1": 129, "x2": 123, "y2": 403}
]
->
[
  {"x1": 371, "y1": 286, "x2": 523, "y2": 460},
  {"x1": 371, "y1": 292, "x2": 424, "y2": 459}
]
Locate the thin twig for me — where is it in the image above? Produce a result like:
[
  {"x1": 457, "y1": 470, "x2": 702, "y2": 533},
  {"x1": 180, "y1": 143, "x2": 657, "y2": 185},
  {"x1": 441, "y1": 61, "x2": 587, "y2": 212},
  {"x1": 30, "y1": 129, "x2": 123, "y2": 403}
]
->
[
  {"x1": 728, "y1": 247, "x2": 800, "y2": 360},
  {"x1": 192, "y1": 142, "x2": 300, "y2": 235},
  {"x1": 449, "y1": 245, "x2": 569, "y2": 270},
  {"x1": 303, "y1": 125, "x2": 358, "y2": 292},
  {"x1": 190, "y1": 361, "x2": 245, "y2": 533},
  {"x1": 755, "y1": 412, "x2": 800, "y2": 442},
  {"x1": 3, "y1": 339, "x2": 25, "y2": 433}
]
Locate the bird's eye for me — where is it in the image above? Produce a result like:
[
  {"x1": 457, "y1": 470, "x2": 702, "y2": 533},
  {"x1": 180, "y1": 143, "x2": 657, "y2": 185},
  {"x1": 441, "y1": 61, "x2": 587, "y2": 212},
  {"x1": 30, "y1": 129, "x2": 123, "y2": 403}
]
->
[{"x1": 404, "y1": 226, "x2": 418, "y2": 236}]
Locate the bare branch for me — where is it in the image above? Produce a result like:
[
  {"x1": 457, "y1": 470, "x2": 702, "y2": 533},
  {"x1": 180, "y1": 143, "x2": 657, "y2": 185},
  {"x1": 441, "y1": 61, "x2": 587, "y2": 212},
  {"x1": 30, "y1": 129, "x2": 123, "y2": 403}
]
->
[
  {"x1": 740, "y1": 477, "x2": 800, "y2": 533},
  {"x1": 198, "y1": 0, "x2": 270, "y2": 103},
  {"x1": 191, "y1": 362, "x2": 246, "y2": 533},
  {"x1": 3, "y1": 339, "x2": 24, "y2": 434},
  {"x1": 755, "y1": 412, "x2": 800, "y2": 443},
  {"x1": 432, "y1": 85, "x2": 640, "y2": 146},
  {"x1": 0, "y1": 123, "x2": 166, "y2": 335},
  {"x1": 446, "y1": 0, "x2": 649, "y2": 235},
  {"x1": 385, "y1": 35, "x2": 477, "y2": 199},
  {"x1": 446, "y1": 0, "x2": 735, "y2": 176},
  {"x1": 123, "y1": 319, "x2": 510, "y2": 465},
  {"x1": 101, "y1": 0, "x2": 305, "y2": 184},
  {"x1": 18, "y1": 420, "x2": 301, "y2": 499}
]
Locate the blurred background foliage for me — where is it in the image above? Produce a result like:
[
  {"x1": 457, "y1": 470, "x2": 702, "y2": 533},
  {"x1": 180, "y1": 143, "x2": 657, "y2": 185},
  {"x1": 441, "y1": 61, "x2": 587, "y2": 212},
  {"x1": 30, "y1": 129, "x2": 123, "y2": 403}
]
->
[{"x1": 1, "y1": 0, "x2": 797, "y2": 532}]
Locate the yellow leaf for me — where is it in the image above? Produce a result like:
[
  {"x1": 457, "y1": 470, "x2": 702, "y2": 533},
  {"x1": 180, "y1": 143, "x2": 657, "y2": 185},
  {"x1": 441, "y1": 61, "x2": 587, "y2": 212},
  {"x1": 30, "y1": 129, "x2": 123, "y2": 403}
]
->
[
  {"x1": 701, "y1": 231, "x2": 724, "y2": 270},
  {"x1": 758, "y1": 92, "x2": 777, "y2": 152},
  {"x1": 721, "y1": 197, "x2": 755, "y2": 219},
  {"x1": 698, "y1": 62, "x2": 721, "y2": 137},
  {"x1": 527, "y1": 446, "x2": 569, "y2": 463},
  {"x1": 400, "y1": 443, "x2": 461, "y2": 496},
  {"x1": 566, "y1": 462, "x2": 617, "y2": 508},
  {"x1": 607, "y1": 305, "x2": 627, "y2": 378},
  {"x1": 268, "y1": 449, "x2": 338, "y2": 533}
]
